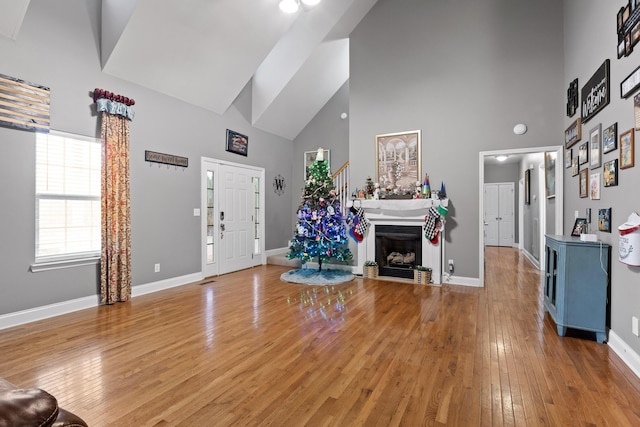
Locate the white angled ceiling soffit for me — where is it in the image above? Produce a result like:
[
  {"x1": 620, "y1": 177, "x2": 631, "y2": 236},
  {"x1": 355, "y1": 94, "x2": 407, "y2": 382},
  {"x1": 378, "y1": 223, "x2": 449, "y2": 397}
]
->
[
  {"x1": 100, "y1": 0, "x2": 379, "y2": 140},
  {"x1": 0, "y1": 0, "x2": 30, "y2": 40}
]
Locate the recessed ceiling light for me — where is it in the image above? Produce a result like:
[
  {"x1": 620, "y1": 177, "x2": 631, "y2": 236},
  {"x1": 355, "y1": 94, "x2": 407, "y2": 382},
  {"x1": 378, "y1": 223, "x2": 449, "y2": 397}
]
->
[
  {"x1": 496, "y1": 155, "x2": 508, "y2": 162},
  {"x1": 279, "y1": 0, "x2": 299, "y2": 13}
]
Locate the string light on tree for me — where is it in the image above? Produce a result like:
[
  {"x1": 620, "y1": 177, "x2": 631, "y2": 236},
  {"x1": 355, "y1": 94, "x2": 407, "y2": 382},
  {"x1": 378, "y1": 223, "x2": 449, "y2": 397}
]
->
[{"x1": 287, "y1": 147, "x2": 352, "y2": 270}]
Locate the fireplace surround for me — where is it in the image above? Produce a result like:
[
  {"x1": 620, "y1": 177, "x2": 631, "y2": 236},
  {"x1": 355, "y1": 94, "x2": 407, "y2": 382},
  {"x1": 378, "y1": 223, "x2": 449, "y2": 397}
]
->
[{"x1": 353, "y1": 199, "x2": 447, "y2": 284}]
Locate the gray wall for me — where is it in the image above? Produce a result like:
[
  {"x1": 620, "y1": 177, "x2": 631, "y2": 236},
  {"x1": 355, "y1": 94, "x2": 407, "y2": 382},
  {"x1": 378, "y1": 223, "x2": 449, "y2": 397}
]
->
[
  {"x1": 484, "y1": 162, "x2": 520, "y2": 244},
  {"x1": 0, "y1": 0, "x2": 293, "y2": 315},
  {"x1": 292, "y1": 81, "x2": 350, "y2": 212},
  {"x1": 349, "y1": 0, "x2": 564, "y2": 278},
  {"x1": 564, "y1": 1, "x2": 640, "y2": 353}
]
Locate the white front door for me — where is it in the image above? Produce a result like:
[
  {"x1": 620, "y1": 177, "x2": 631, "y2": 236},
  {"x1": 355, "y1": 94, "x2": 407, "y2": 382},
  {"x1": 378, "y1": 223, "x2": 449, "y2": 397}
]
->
[
  {"x1": 483, "y1": 183, "x2": 514, "y2": 247},
  {"x1": 219, "y1": 164, "x2": 256, "y2": 275},
  {"x1": 201, "y1": 158, "x2": 265, "y2": 277}
]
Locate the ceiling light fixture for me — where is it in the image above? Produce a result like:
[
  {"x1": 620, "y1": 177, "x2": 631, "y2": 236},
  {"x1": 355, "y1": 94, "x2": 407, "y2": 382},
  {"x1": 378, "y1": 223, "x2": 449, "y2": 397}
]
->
[
  {"x1": 279, "y1": 0, "x2": 321, "y2": 13},
  {"x1": 495, "y1": 155, "x2": 508, "y2": 162}
]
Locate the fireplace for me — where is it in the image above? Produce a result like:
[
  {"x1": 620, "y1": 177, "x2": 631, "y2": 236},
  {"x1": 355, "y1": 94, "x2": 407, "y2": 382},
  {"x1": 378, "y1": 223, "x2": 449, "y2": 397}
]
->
[
  {"x1": 353, "y1": 198, "x2": 446, "y2": 284},
  {"x1": 375, "y1": 225, "x2": 422, "y2": 279}
]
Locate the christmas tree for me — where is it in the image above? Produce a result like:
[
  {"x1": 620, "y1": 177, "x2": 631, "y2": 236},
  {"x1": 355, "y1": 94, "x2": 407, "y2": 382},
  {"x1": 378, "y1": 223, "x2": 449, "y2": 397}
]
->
[{"x1": 287, "y1": 148, "x2": 353, "y2": 271}]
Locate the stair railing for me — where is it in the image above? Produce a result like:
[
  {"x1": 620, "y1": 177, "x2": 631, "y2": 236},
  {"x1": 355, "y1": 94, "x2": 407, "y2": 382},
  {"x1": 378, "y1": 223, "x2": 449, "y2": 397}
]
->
[{"x1": 332, "y1": 161, "x2": 350, "y2": 214}]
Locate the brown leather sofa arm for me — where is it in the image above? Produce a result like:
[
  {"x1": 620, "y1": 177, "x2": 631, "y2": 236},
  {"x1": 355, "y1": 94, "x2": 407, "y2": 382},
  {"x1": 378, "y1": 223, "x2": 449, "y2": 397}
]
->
[
  {"x1": 0, "y1": 387, "x2": 59, "y2": 426},
  {"x1": 53, "y1": 408, "x2": 89, "y2": 427},
  {"x1": 0, "y1": 377, "x2": 88, "y2": 427}
]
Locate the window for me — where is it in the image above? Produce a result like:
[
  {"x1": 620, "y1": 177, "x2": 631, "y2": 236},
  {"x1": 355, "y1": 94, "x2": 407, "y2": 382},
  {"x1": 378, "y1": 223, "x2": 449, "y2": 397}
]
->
[{"x1": 35, "y1": 131, "x2": 101, "y2": 263}]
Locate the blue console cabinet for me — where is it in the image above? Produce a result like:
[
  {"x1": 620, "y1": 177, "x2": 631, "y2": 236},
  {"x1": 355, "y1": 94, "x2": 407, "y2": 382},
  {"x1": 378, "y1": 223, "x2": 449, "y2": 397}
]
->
[{"x1": 543, "y1": 235, "x2": 610, "y2": 343}]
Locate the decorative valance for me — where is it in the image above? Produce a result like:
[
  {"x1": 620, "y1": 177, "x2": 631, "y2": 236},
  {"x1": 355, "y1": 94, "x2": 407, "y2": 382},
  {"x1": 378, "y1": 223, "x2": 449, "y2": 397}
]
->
[{"x1": 92, "y1": 88, "x2": 135, "y2": 121}]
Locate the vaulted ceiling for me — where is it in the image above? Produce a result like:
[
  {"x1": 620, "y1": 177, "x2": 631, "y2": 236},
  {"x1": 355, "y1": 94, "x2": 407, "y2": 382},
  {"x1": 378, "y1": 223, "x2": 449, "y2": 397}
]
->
[{"x1": 0, "y1": 0, "x2": 379, "y2": 140}]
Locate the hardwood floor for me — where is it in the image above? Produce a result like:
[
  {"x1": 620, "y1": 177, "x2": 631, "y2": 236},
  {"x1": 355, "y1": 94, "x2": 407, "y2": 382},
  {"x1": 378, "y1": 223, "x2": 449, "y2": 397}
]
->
[{"x1": 1, "y1": 247, "x2": 639, "y2": 426}]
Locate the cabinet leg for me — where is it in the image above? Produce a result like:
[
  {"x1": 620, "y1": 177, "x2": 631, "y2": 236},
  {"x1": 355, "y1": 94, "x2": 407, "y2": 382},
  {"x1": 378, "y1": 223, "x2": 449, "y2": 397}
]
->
[
  {"x1": 557, "y1": 325, "x2": 567, "y2": 336},
  {"x1": 596, "y1": 332, "x2": 606, "y2": 343}
]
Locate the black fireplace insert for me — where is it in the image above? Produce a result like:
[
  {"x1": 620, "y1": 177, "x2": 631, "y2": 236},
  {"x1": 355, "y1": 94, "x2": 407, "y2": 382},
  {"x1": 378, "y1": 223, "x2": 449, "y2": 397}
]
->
[{"x1": 375, "y1": 225, "x2": 422, "y2": 279}]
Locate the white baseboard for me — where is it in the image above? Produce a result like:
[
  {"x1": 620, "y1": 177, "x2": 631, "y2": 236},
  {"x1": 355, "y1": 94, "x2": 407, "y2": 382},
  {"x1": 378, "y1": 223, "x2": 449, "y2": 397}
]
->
[
  {"x1": 0, "y1": 295, "x2": 100, "y2": 331},
  {"x1": 607, "y1": 330, "x2": 640, "y2": 380},
  {"x1": 0, "y1": 272, "x2": 203, "y2": 331},
  {"x1": 441, "y1": 274, "x2": 482, "y2": 287},
  {"x1": 131, "y1": 273, "x2": 202, "y2": 298},
  {"x1": 265, "y1": 247, "x2": 289, "y2": 257},
  {"x1": 521, "y1": 248, "x2": 540, "y2": 270}
]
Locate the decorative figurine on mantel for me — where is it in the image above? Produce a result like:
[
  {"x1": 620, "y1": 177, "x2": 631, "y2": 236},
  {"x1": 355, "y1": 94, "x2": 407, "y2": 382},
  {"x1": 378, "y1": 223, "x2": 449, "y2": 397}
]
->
[
  {"x1": 414, "y1": 181, "x2": 422, "y2": 199},
  {"x1": 422, "y1": 174, "x2": 431, "y2": 198},
  {"x1": 373, "y1": 182, "x2": 380, "y2": 200}
]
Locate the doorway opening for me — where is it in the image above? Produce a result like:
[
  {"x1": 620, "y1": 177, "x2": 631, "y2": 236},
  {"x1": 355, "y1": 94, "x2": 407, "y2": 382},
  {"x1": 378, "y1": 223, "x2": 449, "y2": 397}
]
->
[{"x1": 479, "y1": 146, "x2": 563, "y2": 287}]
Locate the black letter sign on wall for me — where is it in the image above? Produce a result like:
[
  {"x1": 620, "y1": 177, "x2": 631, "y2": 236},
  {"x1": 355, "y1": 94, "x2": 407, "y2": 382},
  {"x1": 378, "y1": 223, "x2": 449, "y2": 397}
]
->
[{"x1": 581, "y1": 59, "x2": 610, "y2": 124}]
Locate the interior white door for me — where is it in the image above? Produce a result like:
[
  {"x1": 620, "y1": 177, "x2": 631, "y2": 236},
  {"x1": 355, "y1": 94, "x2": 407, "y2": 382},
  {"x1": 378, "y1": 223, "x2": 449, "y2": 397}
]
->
[
  {"x1": 484, "y1": 183, "x2": 514, "y2": 247},
  {"x1": 219, "y1": 164, "x2": 255, "y2": 274},
  {"x1": 484, "y1": 184, "x2": 499, "y2": 246},
  {"x1": 498, "y1": 184, "x2": 514, "y2": 247}
]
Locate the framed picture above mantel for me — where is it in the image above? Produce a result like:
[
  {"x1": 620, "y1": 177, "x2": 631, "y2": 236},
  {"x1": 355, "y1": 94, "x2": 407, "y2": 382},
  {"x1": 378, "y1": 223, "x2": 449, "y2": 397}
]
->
[{"x1": 375, "y1": 130, "x2": 421, "y2": 191}]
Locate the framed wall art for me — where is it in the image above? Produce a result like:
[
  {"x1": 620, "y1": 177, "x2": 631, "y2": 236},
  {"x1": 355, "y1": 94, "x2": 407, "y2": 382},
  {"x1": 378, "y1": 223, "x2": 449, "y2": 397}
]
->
[
  {"x1": 603, "y1": 159, "x2": 618, "y2": 186},
  {"x1": 598, "y1": 208, "x2": 612, "y2": 233},
  {"x1": 620, "y1": 128, "x2": 635, "y2": 169},
  {"x1": 590, "y1": 172, "x2": 601, "y2": 200},
  {"x1": 571, "y1": 218, "x2": 588, "y2": 236},
  {"x1": 544, "y1": 152, "x2": 556, "y2": 198},
  {"x1": 571, "y1": 155, "x2": 579, "y2": 177},
  {"x1": 225, "y1": 129, "x2": 248, "y2": 156},
  {"x1": 578, "y1": 141, "x2": 589, "y2": 165},
  {"x1": 589, "y1": 123, "x2": 602, "y2": 169},
  {"x1": 567, "y1": 78, "x2": 578, "y2": 117},
  {"x1": 375, "y1": 130, "x2": 421, "y2": 191},
  {"x1": 304, "y1": 149, "x2": 330, "y2": 180},
  {"x1": 621, "y1": 65, "x2": 640, "y2": 98},
  {"x1": 581, "y1": 60, "x2": 610, "y2": 124},
  {"x1": 524, "y1": 169, "x2": 531, "y2": 205},
  {"x1": 579, "y1": 168, "x2": 588, "y2": 198},
  {"x1": 565, "y1": 118, "x2": 581, "y2": 148},
  {"x1": 565, "y1": 147, "x2": 572, "y2": 169},
  {"x1": 603, "y1": 122, "x2": 617, "y2": 153}
]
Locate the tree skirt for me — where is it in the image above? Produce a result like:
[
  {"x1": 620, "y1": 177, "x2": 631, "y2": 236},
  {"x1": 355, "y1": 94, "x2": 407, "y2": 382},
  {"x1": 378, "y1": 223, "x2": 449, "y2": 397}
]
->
[{"x1": 280, "y1": 268, "x2": 355, "y2": 285}]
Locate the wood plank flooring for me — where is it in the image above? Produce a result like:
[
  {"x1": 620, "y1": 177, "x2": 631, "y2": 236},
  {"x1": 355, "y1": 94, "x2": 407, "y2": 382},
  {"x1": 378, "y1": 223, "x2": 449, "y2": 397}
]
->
[{"x1": 1, "y1": 247, "x2": 639, "y2": 426}]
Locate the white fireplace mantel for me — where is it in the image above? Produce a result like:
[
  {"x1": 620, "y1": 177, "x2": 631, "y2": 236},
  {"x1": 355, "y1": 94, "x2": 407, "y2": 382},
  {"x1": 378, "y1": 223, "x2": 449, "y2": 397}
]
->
[{"x1": 351, "y1": 198, "x2": 448, "y2": 284}]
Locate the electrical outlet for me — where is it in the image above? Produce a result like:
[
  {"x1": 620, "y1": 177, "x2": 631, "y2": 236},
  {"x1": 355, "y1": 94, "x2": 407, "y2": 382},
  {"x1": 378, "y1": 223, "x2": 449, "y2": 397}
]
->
[
  {"x1": 633, "y1": 316, "x2": 639, "y2": 337},
  {"x1": 448, "y1": 259, "x2": 454, "y2": 273},
  {"x1": 154, "y1": 263, "x2": 160, "y2": 273}
]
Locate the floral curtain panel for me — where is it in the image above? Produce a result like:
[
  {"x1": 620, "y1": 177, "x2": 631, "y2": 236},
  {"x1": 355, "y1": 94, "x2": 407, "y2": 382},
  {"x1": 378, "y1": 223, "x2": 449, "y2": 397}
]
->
[{"x1": 97, "y1": 96, "x2": 134, "y2": 304}]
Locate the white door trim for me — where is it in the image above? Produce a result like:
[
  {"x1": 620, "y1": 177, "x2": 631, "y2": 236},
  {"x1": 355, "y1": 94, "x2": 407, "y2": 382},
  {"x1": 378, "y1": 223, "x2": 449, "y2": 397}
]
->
[
  {"x1": 479, "y1": 146, "x2": 563, "y2": 287},
  {"x1": 201, "y1": 157, "x2": 266, "y2": 277}
]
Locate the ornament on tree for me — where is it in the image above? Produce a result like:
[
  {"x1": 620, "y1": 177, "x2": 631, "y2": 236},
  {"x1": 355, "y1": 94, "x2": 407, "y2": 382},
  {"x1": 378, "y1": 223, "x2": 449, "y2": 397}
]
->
[{"x1": 286, "y1": 147, "x2": 352, "y2": 270}]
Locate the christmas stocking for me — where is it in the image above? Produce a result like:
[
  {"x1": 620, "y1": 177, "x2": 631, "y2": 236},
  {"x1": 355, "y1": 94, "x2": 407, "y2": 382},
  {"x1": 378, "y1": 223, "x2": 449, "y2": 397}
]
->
[
  {"x1": 347, "y1": 211, "x2": 361, "y2": 242},
  {"x1": 424, "y1": 207, "x2": 439, "y2": 241},
  {"x1": 354, "y1": 207, "x2": 369, "y2": 241}
]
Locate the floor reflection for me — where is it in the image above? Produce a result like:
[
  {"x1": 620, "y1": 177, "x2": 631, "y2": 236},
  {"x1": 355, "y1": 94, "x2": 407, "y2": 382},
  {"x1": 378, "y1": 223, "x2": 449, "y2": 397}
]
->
[{"x1": 287, "y1": 285, "x2": 355, "y2": 327}]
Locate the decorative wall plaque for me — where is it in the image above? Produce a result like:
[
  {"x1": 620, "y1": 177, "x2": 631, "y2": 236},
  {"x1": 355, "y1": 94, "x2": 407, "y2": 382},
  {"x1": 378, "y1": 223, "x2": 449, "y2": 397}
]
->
[
  {"x1": 273, "y1": 174, "x2": 286, "y2": 195},
  {"x1": 581, "y1": 60, "x2": 610, "y2": 124},
  {"x1": 145, "y1": 150, "x2": 188, "y2": 167},
  {"x1": 565, "y1": 118, "x2": 582, "y2": 148},
  {"x1": 566, "y1": 78, "x2": 578, "y2": 117}
]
